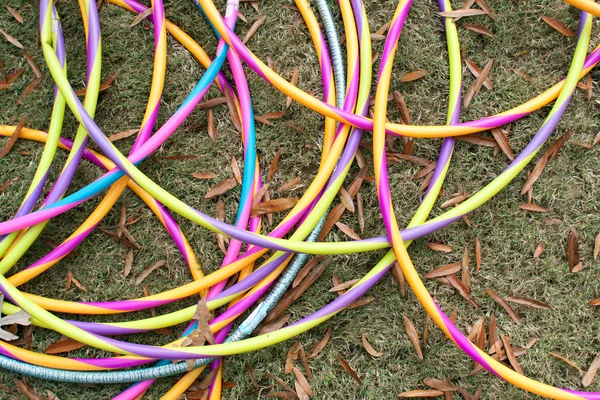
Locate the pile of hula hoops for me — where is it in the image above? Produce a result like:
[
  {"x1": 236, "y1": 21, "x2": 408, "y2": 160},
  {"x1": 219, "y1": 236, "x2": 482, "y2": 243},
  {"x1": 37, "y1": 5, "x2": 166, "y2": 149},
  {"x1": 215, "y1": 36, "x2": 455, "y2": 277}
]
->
[{"x1": 0, "y1": 0, "x2": 599, "y2": 398}]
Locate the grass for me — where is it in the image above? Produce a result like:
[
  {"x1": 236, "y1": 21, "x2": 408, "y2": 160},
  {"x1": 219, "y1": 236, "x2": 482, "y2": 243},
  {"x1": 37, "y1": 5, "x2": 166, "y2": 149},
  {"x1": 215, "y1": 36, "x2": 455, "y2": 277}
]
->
[{"x1": 0, "y1": 0, "x2": 599, "y2": 398}]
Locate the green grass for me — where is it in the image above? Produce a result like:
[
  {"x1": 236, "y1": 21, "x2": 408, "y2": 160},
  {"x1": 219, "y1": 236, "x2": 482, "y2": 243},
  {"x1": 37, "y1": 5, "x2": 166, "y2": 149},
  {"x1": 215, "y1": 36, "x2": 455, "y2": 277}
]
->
[{"x1": 1, "y1": 0, "x2": 599, "y2": 398}]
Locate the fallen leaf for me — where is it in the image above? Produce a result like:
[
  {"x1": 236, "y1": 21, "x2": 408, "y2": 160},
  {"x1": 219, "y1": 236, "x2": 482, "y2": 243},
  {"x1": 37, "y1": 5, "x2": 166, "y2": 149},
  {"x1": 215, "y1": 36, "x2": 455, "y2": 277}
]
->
[
  {"x1": 278, "y1": 177, "x2": 303, "y2": 192},
  {"x1": 347, "y1": 296, "x2": 375, "y2": 310},
  {"x1": 521, "y1": 153, "x2": 548, "y2": 194},
  {"x1": 542, "y1": 15, "x2": 576, "y2": 36},
  {"x1": 439, "y1": 9, "x2": 487, "y2": 20},
  {"x1": 461, "y1": 247, "x2": 471, "y2": 293},
  {"x1": 14, "y1": 379, "x2": 42, "y2": 400},
  {"x1": 465, "y1": 60, "x2": 492, "y2": 90},
  {"x1": 76, "y1": 70, "x2": 119, "y2": 96},
  {"x1": 464, "y1": 59, "x2": 493, "y2": 108},
  {"x1": 0, "y1": 28, "x2": 23, "y2": 49},
  {"x1": 308, "y1": 328, "x2": 332, "y2": 359},
  {"x1": 268, "y1": 373, "x2": 296, "y2": 394},
  {"x1": 292, "y1": 367, "x2": 312, "y2": 395},
  {"x1": 335, "y1": 222, "x2": 361, "y2": 240},
  {"x1": 223, "y1": 89, "x2": 242, "y2": 132},
  {"x1": 124, "y1": 249, "x2": 133, "y2": 277},
  {"x1": 0, "y1": 310, "x2": 32, "y2": 329},
  {"x1": 391, "y1": 262, "x2": 406, "y2": 297},
  {"x1": 475, "y1": 0, "x2": 496, "y2": 20},
  {"x1": 567, "y1": 228, "x2": 580, "y2": 272},
  {"x1": 362, "y1": 333, "x2": 382, "y2": 357},
  {"x1": 441, "y1": 194, "x2": 469, "y2": 208},
  {"x1": 22, "y1": 50, "x2": 41, "y2": 79},
  {"x1": 506, "y1": 296, "x2": 551, "y2": 310},
  {"x1": 398, "y1": 390, "x2": 445, "y2": 398},
  {"x1": 534, "y1": 243, "x2": 545, "y2": 258},
  {"x1": 329, "y1": 279, "x2": 359, "y2": 292},
  {"x1": 513, "y1": 69, "x2": 534, "y2": 82},
  {"x1": 447, "y1": 275, "x2": 478, "y2": 307},
  {"x1": 337, "y1": 354, "x2": 362, "y2": 384},
  {"x1": 294, "y1": 381, "x2": 309, "y2": 400},
  {"x1": 286, "y1": 68, "x2": 299, "y2": 108},
  {"x1": 44, "y1": 338, "x2": 87, "y2": 354},
  {"x1": 191, "y1": 172, "x2": 217, "y2": 180},
  {"x1": 426, "y1": 242, "x2": 452, "y2": 253},
  {"x1": 231, "y1": 156, "x2": 242, "y2": 184},
  {"x1": 491, "y1": 128, "x2": 514, "y2": 160},
  {"x1": 393, "y1": 91, "x2": 411, "y2": 124},
  {"x1": 501, "y1": 335, "x2": 523, "y2": 374},
  {"x1": 298, "y1": 345, "x2": 312, "y2": 381},
  {"x1": 357, "y1": 193, "x2": 365, "y2": 234},
  {"x1": 0, "y1": 118, "x2": 26, "y2": 159},
  {"x1": 130, "y1": 8, "x2": 152, "y2": 27},
  {"x1": 246, "y1": 361, "x2": 259, "y2": 389},
  {"x1": 198, "y1": 97, "x2": 226, "y2": 110},
  {"x1": 107, "y1": 129, "x2": 138, "y2": 142},
  {"x1": 6, "y1": 6, "x2": 23, "y2": 23},
  {"x1": 135, "y1": 260, "x2": 166, "y2": 285},
  {"x1": 293, "y1": 259, "x2": 330, "y2": 301},
  {"x1": 423, "y1": 377, "x2": 459, "y2": 392},
  {"x1": 285, "y1": 342, "x2": 300, "y2": 374},
  {"x1": 519, "y1": 203, "x2": 547, "y2": 213},
  {"x1": 456, "y1": 134, "x2": 498, "y2": 147},
  {"x1": 251, "y1": 197, "x2": 299, "y2": 217},
  {"x1": 207, "y1": 108, "x2": 217, "y2": 142},
  {"x1": 486, "y1": 289, "x2": 521, "y2": 324},
  {"x1": 423, "y1": 262, "x2": 462, "y2": 279},
  {"x1": 463, "y1": 23, "x2": 493, "y2": 37},
  {"x1": 403, "y1": 315, "x2": 423, "y2": 361},
  {"x1": 243, "y1": 16, "x2": 267, "y2": 43},
  {"x1": 204, "y1": 177, "x2": 237, "y2": 199},
  {"x1": 0, "y1": 177, "x2": 18, "y2": 192},
  {"x1": 338, "y1": 187, "x2": 355, "y2": 213},
  {"x1": 549, "y1": 352, "x2": 585, "y2": 374},
  {"x1": 593, "y1": 132, "x2": 600, "y2": 147},
  {"x1": 267, "y1": 149, "x2": 283, "y2": 182},
  {"x1": 400, "y1": 69, "x2": 428, "y2": 82},
  {"x1": 162, "y1": 155, "x2": 197, "y2": 160},
  {"x1": 594, "y1": 233, "x2": 600, "y2": 260},
  {"x1": 475, "y1": 237, "x2": 482, "y2": 271}
]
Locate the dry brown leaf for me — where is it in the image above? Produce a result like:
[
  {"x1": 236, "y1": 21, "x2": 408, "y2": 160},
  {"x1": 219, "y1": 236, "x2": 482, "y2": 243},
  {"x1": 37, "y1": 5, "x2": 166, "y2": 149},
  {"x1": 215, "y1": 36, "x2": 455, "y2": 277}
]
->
[
  {"x1": 292, "y1": 256, "x2": 323, "y2": 288},
  {"x1": 162, "y1": 155, "x2": 197, "y2": 160},
  {"x1": 594, "y1": 132, "x2": 600, "y2": 147},
  {"x1": 393, "y1": 90, "x2": 411, "y2": 124},
  {"x1": 335, "y1": 222, "x2": 361, "y2": 240},
  {"x1": 439, "y1": 9, "x2": 487, "y2": 20},
  {"x1": 486, "y1": 289, "x2": 521, "y2": 324},
  {"x1": 287, "y1": 68, "x2": 299, "y2": 108},
  {"x1": 259, "y1": 314, "x2": 291, "y2": 335},
  {"x1": 534, "y1": 242, "x2": 545, "y2": 258},
  {"x1": 130, "y1": 8, "x2": 152, "y2": 27},
  {"x1": 356, "y1": 193, "x2": 365, "y2": 235},
  {"x1": 266, "y1": 56, "x2": 277, "y2": 73},
  {"x1": 223, "y1": 89, "x2": 242, "y2": 132},
  {"x1": 475, "y1": 237, "x2": 482, "y2": 271},
  {"x1": 243, "y1": 16, "x2": 266, "y2": 43},
  {"x1": 98, "y1": 227, "x2": 138, "y2": 249},
  {"x1": 347, "y1": 296, "x2": 375, "y2": 310},
  {"x1": 207, "y1": 108, "x2": 217, "y2": 142},
  {"x1": 298, "y1": 345, "x2": 312, "y2": 381},
  {"x1": 124, "y1": 249, "x2": 133, "y2": 277},
  {"x1": 308, "y1": 328, "x2": 331, "y2": 359},
  {"x1": 590, "y1": 298, "x2": 600, "y2": 306},
  {"x1": 22, "y1": 50, "x2": 41, "y2": 79},
  {"x1": 76, "y1": 70, "x2": 119, "y2": 96},
  {"x1": 107, "y1": 129, "x2": 138, "y2": 142},
  {"x1": 285, "y1": 342, "x2": 300, "y2": 374},
  {"x1": 549, "y1": 352, "x2": 585, "y2": 374},
  {"x1": 204, "y1": 177, "x2": 237, "y2": 200},
  {"x1": 567, "y1": 227, "x2": 580, "y2": 272},
  {"x1": 441, "y1": 194, "x2": 469, "y2": 208},
  {"x1": 513, "y1": 68, "x2": 534, "y2": 83},
  {"x1": 594, "y1": 233, "x2": 600, "y2": 260},
  {"x1": 391, "y1": 261, "x2": 406, "y2": 297},
  {"x1": 506, "y1": 296, "x2": 551, "y2": 310},
  {"x1": 362, "y1": 333, "x2": 382, "y2": 357},
  {"x1": 0, "y1": 118, "x2": 26, "y2": 159},
  {"x1": 268, "y1": 373, "x2": 296, "y2": 394},
  {"x1": 267, "y1": 149, "x2": 283, "y2": 182},
  {"x1": 475, "y1": 0, "x2": 496, "y2": 20},
  {"x1": 0, "y1": 28, "x2": 23, "y2": 49},
  {"x1": 426, "y1": 242, "x2": 452, "y2": 253},
  {"x1": 0, "y1": 177, "x2": 18, "y2": 193},
  {"x1": 463, "y1": 23, "x2": 493, "y2": 37},
  {"x1": 191, "y1": 172, "x2": 217, "y2": 180},
  {"x1": 400, "y1": 69, "x2": 428, "y2": 82},
  {"x1": 294, "y1": 381, "x2": 309, "y2": 400},
  {"x1": 542, "y1": 15, "x2": 576, "y2": 36},
  {"x1": 251, "y1": 197, "x2": 299, "y2": 217},
  {"x1": 583, "y1": 355, "x2": 600, "y2": 387},
  {"x1": 423, "y1": 377, "x2": 459, "y2": 392},
  {"x1": 399, "y1": 390, "x2": 445, "y2": 398},
  {"x1": 278, "y1": 177, "x2": 303, "y2": 192},
  {"x1": 447, "y1": 275, "x2": 478, "y2": 308},
  {"x1": 6, "y1": 6, "x2": 23, "y2": 23},
  {"x1": 14, "y1": 379, "x2": 42, "y2": 400},
  {"x1": 546, "y1": 129, "x2": 571, "y2": 162},
  {"x1": 521, "y1": 153, "x2": 548, "y2": 194},
  {"x1": 245, "y1": 361, "x2": 259, "y2": 390},
  {"x1": 44, "y1": 338, "x2": 87, "y2": 355},
  {"x1": 198, "y1": 97, "x2": 226, "y2": 110},
  {"x1": 135, "y1": 260, "x2": 166, "y2": 285},
  {"x1": 5, "y1": 67, "x2": 25, "y2": 85},
  {"x1": 465, "y1": 60, "x2": 492, "y2": 90},
  {"x1": 292, "y1": 367, "x2": 312, "y2": 396},
  {"x1": 264, "y1": 289, "x2": 296, "y2": 324},
  {"x1": 337, "y1": 354, "x2": 362, "y2": 384},
  {"x1": 329, "y1": 279, "x2": 359, "y2": 292},
  {"x1": 491, "y1": 128, "x2": 514, "y2": 160},
  {"x1": 423, "y1": 262, "x2": 462, "y2": 279},
  {"x1": 519, "y1": 203, "x2": 547, "y2": 213},
  {"x1": 293, "y1": 258, "x2": 330, "y2": 301},
  {"x1": 501, "y1": 335, "x2": 523, "y2": 374},
  {"x1": 230, "y1": 156, "x2": 242, "y2": 185},
  {"x1": 318, "y1": 204, "x2": 345, "y2": 241},
  {"x1": 403, "y1": 315, "x2": 423, "y2": 361},
  {"x1": 464, "y1": 59, "x2": 493, "y2": 108},
  {"x1": 461, "y1": 247, "x2": 471, "y2": 293},
  {"x1": 338, "y1": 187, "x2": 355, "y2": 213},
  {"x1": 456, "y1": 134, "x2": 498, "y2": 147}
]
